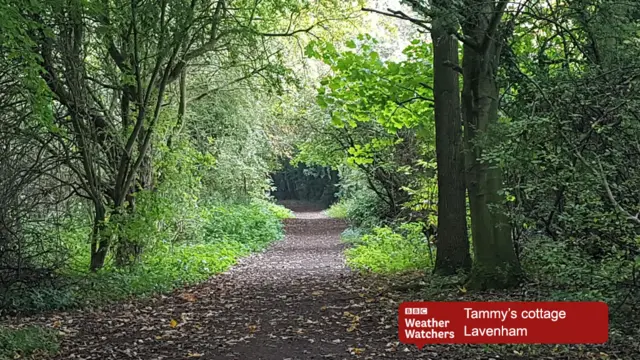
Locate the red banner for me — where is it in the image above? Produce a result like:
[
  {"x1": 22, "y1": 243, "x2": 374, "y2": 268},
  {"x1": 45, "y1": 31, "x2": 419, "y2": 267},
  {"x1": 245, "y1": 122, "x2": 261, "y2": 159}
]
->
[{"x1": 398, "y1": 301, "x2": 608, "y2": 348}]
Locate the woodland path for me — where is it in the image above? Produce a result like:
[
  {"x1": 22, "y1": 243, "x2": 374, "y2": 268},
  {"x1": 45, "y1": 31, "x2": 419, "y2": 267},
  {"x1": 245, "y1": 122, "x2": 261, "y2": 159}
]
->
[
  {"x1": 29, "y1": 201, "x2": 426, "y2": 360},
  {"x1": 16, "y1": 201, "x2": 618, "y2": 359}
]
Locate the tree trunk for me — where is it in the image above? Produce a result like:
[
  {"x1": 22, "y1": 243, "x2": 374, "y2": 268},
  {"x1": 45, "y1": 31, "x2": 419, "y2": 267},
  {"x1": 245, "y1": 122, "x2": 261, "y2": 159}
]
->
[
  {"x1": 90, "y1": 203, "x2": 109, "y2": 271},
  {"x1": 430, "y1": 15, "x2": 472, "y2": 275},
  {"x1": 114, "y1": 191, "x2": 141, "y2": 268},
  {"x1": 113, "y1": 129, "x2": 154, "y2": 268},
  {"x1": 460, "y1": 4, "x2": 522, "y2": 289}
]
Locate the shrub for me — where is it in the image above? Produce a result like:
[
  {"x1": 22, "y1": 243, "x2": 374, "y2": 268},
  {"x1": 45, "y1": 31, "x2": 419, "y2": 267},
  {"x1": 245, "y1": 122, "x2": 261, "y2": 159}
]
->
[
  {"x1": 253, "y1": 199, "x2": 295, "y2": 220},
  {"x1": 342, "y1": 189, "x2": 390, "y2": 229},
  {"x1": 325, "y1": 201, "x2": 348, "y2": 219},
  {"x1": 344, "y1": 222, "x2": 433, "y2": 273},
  {"x1": 340, "y1": 227, "x2": 363, "y2": 245},
  {"x1": 521, "y1": 236, "x2": 634, "y2": 304},
  {"x1": 203, "y1": 201, "x2": 286, "y2": 251}
]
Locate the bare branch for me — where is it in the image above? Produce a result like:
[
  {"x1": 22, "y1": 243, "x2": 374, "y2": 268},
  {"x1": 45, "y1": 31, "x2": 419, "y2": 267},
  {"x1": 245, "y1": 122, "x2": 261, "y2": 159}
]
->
[
  {"x1": 573, "y1": 151, "x2": 640, "y2": 226},
  {"x1": 363, "y1": 6, "x2": 479, "y2": 50},
  {"x1": 188, "y1": 66, "x2": 269, "y2": 103},
  {"x1": 258, "y1": 25, "x2": 315, "y2": 37},
  {"x1": 362, "y1": 7, "x2": 431, "y2": 31}
]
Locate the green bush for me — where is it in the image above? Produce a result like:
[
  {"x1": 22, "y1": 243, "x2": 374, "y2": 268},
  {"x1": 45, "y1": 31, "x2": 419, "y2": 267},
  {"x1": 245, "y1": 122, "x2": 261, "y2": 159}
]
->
[
  {"x1": 325, "y1": 201, "x2": 348, "y2": 218},
  {"x1": 521, "y1": 236, "x2": 632, "y2": 303},
  {"x1": 342, "y1": 189, "x2": 389, "y2": 229},
  {"x1": 344, "y1": 223, "x2": 433, "y2": 273},
  {"x1": 203, "y1": 201, "x2": 286, "y2": 251},
  {"x1": 340, "y1": 227, "x2": 363, "y2": 244},
  {"x1": 0, "y1": 326, "x2": 58, "y2": 359}
]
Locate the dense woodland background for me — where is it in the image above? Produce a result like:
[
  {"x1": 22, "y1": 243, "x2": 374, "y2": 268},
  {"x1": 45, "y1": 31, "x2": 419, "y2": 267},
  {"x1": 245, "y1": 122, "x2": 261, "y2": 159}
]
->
[{"x1": 0, "y1": 0, "x2": 639, "y2": 357}]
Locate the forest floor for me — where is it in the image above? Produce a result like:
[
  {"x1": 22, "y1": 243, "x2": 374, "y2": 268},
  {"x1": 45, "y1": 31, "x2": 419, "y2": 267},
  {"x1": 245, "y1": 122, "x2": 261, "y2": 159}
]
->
[{"x1": 10, "y1": 201, "x2": 638, "y2": 360}]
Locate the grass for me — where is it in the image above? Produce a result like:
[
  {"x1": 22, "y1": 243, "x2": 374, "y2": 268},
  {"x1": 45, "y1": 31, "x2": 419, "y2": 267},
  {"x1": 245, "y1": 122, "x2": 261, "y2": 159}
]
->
[{"x1": 0, "y1": 326, "x2": 58, "y2": 360}]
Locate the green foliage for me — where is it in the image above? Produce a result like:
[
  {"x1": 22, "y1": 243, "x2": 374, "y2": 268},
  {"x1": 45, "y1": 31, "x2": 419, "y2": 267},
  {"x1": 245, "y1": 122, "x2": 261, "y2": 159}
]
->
[
  {"x1": 271, "y1": 160, "x2": 339, "y2": 205},
  {"x1": 488, "y1": 0, "x2": 640, "y2": 273},
  {"x1": 306, "y1": 35, "x2": 433, "y2": 134},
  {"x1": 325, "y1": 201, "x2": 348, "y2": 218},
  {"x1": 340, "y1": 187, "x2": 390, "y2": 229},
  {"x1": 0, "y1": 326, "x2": 58, "y2": 359},
  {"x1": 339, "y1": 227, "x2": 364, "y2": 244},
  {"x1": 344, "y1": 223, "x2": 433, "y2": 273},
  {"x1": 202, "y1": 201, "x2": 287, "y2": 252},
  {"x1": 301, "y1": 35, "x2": 435, "y2": 165},
  {"x1": 1, "y1": 201, "x2": 290, "y2": 313},
  {"x1": 296, "y1": 36, "x2": 438, "y2": 223},
  {"x1": 253, "y1": 198, "x2": 295, "y2": 220},
  {"x1": 186, "y1": 91, "x2": 279, "y2": 200},
  {"x1": 521, "y1": 237, "x2": 632, "y2": 303}
]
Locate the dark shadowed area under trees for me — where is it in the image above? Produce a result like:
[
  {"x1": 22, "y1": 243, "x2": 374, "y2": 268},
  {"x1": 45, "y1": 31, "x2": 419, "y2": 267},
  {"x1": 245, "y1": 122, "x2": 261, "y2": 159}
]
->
[
  {"x1": 0, "y1": 0, "x2": 639, "y2": 359},
  {"x1": 270, "y1": 159, "x2": 339, "y2": 206}
]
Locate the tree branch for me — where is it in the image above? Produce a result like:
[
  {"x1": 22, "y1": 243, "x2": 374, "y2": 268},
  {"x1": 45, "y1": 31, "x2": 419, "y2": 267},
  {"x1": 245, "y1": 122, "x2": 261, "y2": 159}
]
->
[
  {"x1": 479, "y1": 0, "x2": 509, "y2": 55},
  {"x1": 258, "y1": 25, "x2": 315, "y2": 37},
  {"x1": 363, "y1": 6, "x2": 479, "y2": 50},
  {"x1": 362, "y1": 7, "x2": 431, "y2": 31},
  {"x1": 188, "y1": 66, "x2": 269, "y2": 103}
]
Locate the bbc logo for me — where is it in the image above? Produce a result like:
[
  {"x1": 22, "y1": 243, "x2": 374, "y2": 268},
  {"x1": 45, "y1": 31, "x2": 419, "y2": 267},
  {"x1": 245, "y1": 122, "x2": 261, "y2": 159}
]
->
[{"x1": 405, "y1": 307, "x2": 428, "y2": 315}]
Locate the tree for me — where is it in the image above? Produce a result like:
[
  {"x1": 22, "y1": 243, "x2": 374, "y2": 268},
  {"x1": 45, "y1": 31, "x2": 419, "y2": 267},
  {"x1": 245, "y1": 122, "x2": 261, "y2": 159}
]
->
[
  {"x1": 429, "y1": 1, "x2": 471, "y2": 275},
  {"x1": 458, "y1": 0, "x2": 522, "y2": 288},
  {"x1": 0, "y1": 0, "x2": 72, "y2": 289},
  {"x1": 372, "y1": 0, "x2": 521, "y2": 286},
  {"x1": 491, "y1": 0, "x2": 640, "y2": 267}
]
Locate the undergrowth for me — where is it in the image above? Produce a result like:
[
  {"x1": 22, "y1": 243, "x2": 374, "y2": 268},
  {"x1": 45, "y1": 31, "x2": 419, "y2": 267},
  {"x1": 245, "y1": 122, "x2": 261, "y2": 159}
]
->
[
  {"x1": 407, "y1": 236, "x2": 639, "y2": 355},
  {"x1": 343, "y1": 223, "x2": 434, "y2": 273},
  {"x1": 0, "y1": 326, "x2": 58, "y2": 360},
  {"x1": 1, "y1": 201, "x2": 292, "y2": 314},
  {"x1": 325, "y1": 201, "x2": 348, "y2": 219}
]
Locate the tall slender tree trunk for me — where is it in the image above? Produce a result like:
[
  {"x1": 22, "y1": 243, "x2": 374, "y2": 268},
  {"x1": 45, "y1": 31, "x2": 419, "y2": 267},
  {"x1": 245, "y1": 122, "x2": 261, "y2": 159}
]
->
[
  {"x1": 460, "y1": 0, "x2": 522, "y2": 289},
  {"x1": 430, "y1": 10, "x2": 472, "y2": 275}
]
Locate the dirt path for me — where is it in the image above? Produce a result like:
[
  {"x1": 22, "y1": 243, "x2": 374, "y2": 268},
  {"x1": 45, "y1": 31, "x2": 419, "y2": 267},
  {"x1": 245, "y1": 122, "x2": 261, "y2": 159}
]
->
[{"x1": 34, "y1": 202, "x2": 421, "y2": 360}]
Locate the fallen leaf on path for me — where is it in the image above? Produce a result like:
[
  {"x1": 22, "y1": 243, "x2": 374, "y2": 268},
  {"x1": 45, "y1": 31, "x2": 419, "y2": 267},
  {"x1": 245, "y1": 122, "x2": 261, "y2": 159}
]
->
[{"x1": 179, "y1": 293, "x2": 197, "y2": 302}]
